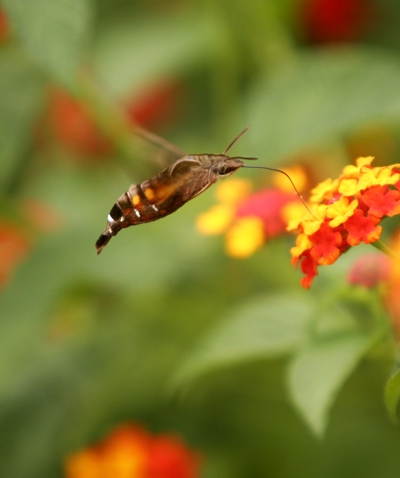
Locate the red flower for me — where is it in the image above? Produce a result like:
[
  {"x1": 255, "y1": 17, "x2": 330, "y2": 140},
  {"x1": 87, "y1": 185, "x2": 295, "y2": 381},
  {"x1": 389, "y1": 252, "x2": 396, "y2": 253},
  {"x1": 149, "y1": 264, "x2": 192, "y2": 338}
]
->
[
  {"x1": 344, "y1": 209, "x2": 382, "y2": 246},
  {"x1": 236, "y1": 189, "x2": 296, "y2": 238},
  {"x1": 308, "y1": 222, "x2": 343, "y2": 265},
  {"x1": 147, "y1": 436, "x2": 200, "y2": 478},
  {"x1": 361, "y1": 185, "x2": 400, "y2": 218},
  {"x1": 298, "y1": 250, "x2": 319, "y2": 289},
  {"x1": 301, "y1": 0, "x2": 372, "y2": 44}
]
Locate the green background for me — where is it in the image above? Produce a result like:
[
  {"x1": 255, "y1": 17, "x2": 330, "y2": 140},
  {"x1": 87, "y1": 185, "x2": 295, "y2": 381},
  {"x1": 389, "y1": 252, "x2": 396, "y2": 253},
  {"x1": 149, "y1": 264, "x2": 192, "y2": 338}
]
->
[{"x1": 1, "y1": 0, "x2": 400, "y2": 476}]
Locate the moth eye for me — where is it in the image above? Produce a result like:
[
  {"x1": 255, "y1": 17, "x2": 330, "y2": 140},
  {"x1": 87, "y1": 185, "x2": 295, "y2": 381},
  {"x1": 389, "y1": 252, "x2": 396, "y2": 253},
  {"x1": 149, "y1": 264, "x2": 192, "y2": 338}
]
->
[{"x1": 217, "y1": 164, "x2": 228, "y2": 175}]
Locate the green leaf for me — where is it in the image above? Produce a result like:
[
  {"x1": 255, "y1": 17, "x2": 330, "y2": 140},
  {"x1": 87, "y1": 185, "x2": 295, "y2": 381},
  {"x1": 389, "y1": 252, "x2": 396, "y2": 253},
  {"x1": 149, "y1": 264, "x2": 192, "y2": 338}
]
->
[
  {"x1": 173, "y1": 293, "x2": 313, "y2": 389},
  {"x1": 92, "y1": 12, "x2": 219, "y2": 96},
  {"x1": 0, "y1": 48, "x2": 45, "y2": 191},
  {"x1": 288, "y1": 331, "x2": 377, "y2": 437},
  {"x1": 384, "y1": 349, "x2": 400, "y2": 421},
  {"x1": 1, "y1": 0, "x2": 92, "y2": 85},
  {"x1": 247, "y1": 48, "x2": 400, "y2": 162}
]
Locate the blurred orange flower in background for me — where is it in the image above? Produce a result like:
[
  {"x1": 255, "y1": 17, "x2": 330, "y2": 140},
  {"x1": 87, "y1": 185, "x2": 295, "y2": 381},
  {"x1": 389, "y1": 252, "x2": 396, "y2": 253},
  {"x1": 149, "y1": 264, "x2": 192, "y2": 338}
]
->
[
  {"x1": 65, "y1": 424, "x2": 202, "y2": 478},
  {"x1": 0, "y1": 221, "x2": 31, "y2": 290}
]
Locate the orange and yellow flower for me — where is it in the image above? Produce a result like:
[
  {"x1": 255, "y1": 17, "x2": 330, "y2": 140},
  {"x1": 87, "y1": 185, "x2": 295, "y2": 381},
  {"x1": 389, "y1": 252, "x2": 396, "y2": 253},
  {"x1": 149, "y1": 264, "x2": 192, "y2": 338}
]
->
[
  {"x1": 290, "y1": 157, "x2": 400, "y2": 288},
  {"x1": 65, "y1": 424, "x2": 202, "y2": 478}
]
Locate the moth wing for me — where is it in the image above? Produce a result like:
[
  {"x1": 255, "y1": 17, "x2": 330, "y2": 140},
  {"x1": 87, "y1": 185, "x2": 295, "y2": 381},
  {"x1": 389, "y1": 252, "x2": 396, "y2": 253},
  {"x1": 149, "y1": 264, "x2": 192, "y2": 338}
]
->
[
  {"x1": 123, "y1": 128, "x2": 186, "y2": 177},
  {"x1": 142, "y1": 159, "x2": 211, "y2": 212}
]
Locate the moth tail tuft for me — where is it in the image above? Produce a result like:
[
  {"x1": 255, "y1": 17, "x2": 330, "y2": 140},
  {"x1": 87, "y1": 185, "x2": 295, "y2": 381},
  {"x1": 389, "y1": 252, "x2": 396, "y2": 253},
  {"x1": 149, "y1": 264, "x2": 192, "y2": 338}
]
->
[{"x1": 95, "y1": 231, "x2": 112, "y2": 255}]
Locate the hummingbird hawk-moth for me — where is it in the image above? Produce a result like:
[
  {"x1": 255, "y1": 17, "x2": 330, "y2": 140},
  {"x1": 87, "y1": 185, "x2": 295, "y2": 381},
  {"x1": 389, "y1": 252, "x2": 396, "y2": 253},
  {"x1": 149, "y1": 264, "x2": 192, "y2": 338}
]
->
[
  {"x1": 95, "y1": 128, "x2": 257, "y2": 254},
  {"x1": 95, "y1": 127, "x2": 310, "y2": 254}
]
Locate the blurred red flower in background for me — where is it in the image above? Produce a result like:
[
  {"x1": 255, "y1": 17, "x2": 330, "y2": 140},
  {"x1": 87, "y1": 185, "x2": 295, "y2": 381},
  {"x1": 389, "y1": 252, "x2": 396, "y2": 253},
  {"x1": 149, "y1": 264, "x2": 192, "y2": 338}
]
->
[
  {"x1": 48, "y1": 80, "x2": 181, "y2": 159},
  {"x1": 236, "y1": 189, "x2": 297, "y2": 239},
  {"x1": 65, "y1": 424, "x2": 202, "y2": 478},
  {"x1": 301, "y1": 0, "x2": 373, "y2": 44},
  {"x1": 125, "y1": 80, "x2": 181, "y2": 130},
  {"x1": 0, "y1": 8, "x2": 10, "y2": 42},
  {"x1": 48, "y1": 87, "x2": 114, "y2": 157},
  {"x1": 0, "y1": 221, "x2": 31, "y2": 290},
  {"x1": 21, "y1": 199, "x2": 64, "y2": 233},
  {"x1": 348, "y1": 252, "x2": 392, "y2": 288}
]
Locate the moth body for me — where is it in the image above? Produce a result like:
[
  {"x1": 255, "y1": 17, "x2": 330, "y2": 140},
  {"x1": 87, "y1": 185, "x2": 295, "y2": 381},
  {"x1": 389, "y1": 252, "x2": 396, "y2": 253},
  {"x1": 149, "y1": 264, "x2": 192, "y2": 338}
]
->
[{"x1": 95, "y1": 154, "x2": 244, "y2": 254}]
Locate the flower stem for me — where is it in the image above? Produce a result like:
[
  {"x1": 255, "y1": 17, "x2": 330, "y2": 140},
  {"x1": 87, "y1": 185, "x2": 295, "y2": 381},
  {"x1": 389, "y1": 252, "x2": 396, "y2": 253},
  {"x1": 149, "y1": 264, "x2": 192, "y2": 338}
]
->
[{"x1": 372, "y1": 239, "x2": 397, "y2": 259}]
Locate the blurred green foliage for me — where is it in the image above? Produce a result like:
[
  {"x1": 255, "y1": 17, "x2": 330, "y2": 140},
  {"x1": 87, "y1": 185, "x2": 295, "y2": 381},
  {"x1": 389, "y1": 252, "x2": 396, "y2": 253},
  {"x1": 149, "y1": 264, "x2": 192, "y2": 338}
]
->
[{"x1": 1, "y1": 0, "x2": 400, "y2": 477}]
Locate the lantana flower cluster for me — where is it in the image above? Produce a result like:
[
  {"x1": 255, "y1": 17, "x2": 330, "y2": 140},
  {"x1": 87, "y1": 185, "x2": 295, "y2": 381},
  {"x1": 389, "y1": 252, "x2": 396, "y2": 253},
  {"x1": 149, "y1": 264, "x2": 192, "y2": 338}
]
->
[
  {"x1": 289, "y1": 156, "x2": 400, "y2": 289},
  {"x1": 196, "y1": 178, "x2": 298, "y2": 258},
  {"x1": 65, "y1": 424, "x2": 201, "y2": 478}
]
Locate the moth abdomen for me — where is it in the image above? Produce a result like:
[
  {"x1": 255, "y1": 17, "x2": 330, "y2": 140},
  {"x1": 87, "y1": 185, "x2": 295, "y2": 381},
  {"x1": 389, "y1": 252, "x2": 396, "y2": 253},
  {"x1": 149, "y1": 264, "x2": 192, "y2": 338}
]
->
[
  {"x1": 95, "y1": 192, "x2": 133, "y2": 254},
  {"x1": 95, "y1": 207, "x2": 123, "y2": 255},
  {"x1": 95, "y1": 231, "x2": 113, "y2": 254},
  {"x1": 109, "y1": 203, "x2": 124, "y2": 221}
]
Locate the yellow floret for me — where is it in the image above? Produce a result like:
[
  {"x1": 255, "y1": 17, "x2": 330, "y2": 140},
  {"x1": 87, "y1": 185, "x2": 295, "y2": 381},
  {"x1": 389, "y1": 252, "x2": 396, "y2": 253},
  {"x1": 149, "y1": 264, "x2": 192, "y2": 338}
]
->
[
  {"x1": 310, "y1": 178, "x2": 338, "y2": 203},
  {"x1": 290, "y1": 233, "x2": 313, "y2": 258},
  {"x1": 225, "y1": 217, "x2": 264, "y2": 258},
  {"x1": 326, "y1": 196, "x2": 358, "y2": 227},
  {"x1": 215, "y1": 178, "x2": 252, "y2": 205},
  {"x1": 196, "y1": 204, "x2": 234, "y2": 235}
]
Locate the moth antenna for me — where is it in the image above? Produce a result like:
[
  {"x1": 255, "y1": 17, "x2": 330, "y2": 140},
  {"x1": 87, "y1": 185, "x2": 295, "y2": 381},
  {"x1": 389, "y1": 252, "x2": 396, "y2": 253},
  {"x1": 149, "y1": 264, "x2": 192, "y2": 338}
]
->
[
  {"x1": 242, "y1": 165, "x2": 318, "y2": 220},
  {"x1": 223, "y1": 126, "x2": 249, "y2": 155},
  {"x1": 230, "y1": 156, "x2": 258, "y2": 160}
]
